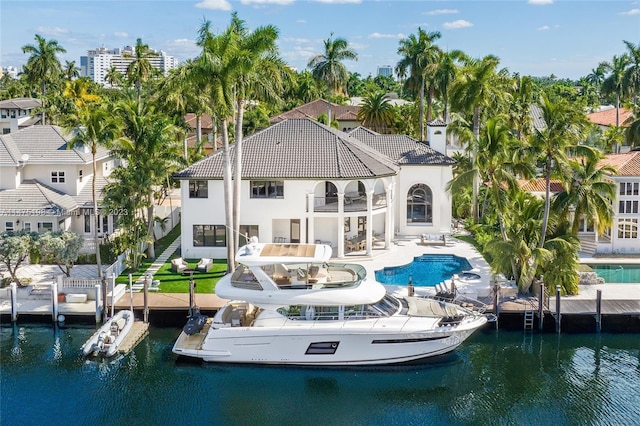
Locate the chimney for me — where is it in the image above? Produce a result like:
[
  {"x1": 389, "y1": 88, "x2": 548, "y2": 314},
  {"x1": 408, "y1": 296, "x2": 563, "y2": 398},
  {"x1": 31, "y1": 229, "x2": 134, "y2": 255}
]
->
[{"x1": 426, "y1": 119, "x2": 447, "y2": 155}]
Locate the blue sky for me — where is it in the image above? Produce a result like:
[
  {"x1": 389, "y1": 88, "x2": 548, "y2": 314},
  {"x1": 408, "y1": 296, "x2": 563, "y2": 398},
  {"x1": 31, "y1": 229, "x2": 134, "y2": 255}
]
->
[{"x1": 1, "y1": 0, "x2": 639, "y2": 80}]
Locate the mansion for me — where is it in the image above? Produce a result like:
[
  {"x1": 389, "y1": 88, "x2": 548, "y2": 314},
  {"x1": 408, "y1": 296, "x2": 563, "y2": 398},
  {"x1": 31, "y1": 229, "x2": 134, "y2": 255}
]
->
[{"x1": 175, "y1": 118, "x2": 454, "y2": 259}]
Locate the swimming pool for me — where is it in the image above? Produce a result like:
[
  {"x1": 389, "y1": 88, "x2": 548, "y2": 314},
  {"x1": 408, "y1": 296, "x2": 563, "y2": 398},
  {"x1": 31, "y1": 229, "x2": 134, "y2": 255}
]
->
[
  {"x1": 587, "y1": 264, "x2": 640, "y2": 284},
  {"x1": 375, "y1": 254, "x2": 473, "y2": 287}
]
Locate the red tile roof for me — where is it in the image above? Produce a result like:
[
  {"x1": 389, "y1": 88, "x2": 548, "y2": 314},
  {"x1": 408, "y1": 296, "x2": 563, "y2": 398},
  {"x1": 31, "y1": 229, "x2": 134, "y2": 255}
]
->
[
  {"x1": 518, "y1": 178, "x2": 564, "y2": 193},
  {"x1": 270, "y1": 99, "x2": 361, "y2": 124},
  {"x1": 601, "y1": 151, "x2": 640, "y2": 176},
  {"x1": 587, "y1": 108, "x2": 633, "y2": 127}
]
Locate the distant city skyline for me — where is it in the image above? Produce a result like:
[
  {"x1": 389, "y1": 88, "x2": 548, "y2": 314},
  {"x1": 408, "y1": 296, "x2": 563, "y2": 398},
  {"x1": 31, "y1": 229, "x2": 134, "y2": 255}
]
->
[{"x1": 1, "y1": 1, "x2": 639, "y2": 81}]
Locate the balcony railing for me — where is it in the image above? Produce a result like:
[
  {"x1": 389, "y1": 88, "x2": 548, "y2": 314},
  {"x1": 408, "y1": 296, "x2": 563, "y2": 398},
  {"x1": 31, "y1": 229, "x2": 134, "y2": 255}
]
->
[{"x1": 311, "y1": 193, "x2": 387, "y2": 213}]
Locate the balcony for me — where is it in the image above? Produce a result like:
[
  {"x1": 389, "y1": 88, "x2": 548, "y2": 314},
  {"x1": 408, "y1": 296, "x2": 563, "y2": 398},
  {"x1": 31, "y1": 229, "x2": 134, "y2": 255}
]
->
[{"x1": 311, "y1": 193, "x2": 387, "y2": 213}]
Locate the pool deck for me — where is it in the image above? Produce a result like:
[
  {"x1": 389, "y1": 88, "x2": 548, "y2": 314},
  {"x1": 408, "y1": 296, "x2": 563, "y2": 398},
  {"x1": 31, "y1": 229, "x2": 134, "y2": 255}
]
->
[{"x1": 2, "y1": 236, "x2": 639, "y2": 321}]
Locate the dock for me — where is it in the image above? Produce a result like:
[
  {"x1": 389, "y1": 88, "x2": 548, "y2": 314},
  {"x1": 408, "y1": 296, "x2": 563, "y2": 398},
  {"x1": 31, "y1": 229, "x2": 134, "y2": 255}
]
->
[{"x1": 118, "y1": 321, "x2": 150, "y2": 355}]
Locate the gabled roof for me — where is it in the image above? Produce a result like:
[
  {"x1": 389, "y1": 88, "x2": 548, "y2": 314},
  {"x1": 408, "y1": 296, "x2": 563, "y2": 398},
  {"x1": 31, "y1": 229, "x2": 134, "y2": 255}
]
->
[
  {"x1": 0, "y1": 125, "x2": 110, "y2": 165},
  {"x1": 348, "y1": 127, "x2": 455, "y2": 166},
  {"x1": 0, "y1": 179, "x2": 78, "y2": 216},
  {"x1": 600, "y1": 151, "x2": 640, "y2": 176},
  {"x1": 174, "y1": 118, "x2": 399, "y2": 180},
  {"x1": 0, "y1": 97, "x2": 41, "y2": 110},
  {"x1": 270, "y1": 99, "x2": 361, "y2": 124},
  {"x1": 587, "y1": 107, "x2": 633, "y2": 127}
]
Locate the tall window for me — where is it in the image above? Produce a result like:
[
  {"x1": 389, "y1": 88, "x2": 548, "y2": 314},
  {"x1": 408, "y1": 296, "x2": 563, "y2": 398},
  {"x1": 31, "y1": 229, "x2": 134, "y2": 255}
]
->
[
  {"x1": 84, "y1": 214, "x2": 91, "y2": 233},
  {"x1": 620, "y1": 182, "x2": 639, "y2": 196},
  {"x1": 78, "y1": 169, "x2": 83, "y2": 182},
  {"x1": 51, "y1": 171, "x2": 65, "y2": 183},
  {"x1": 193, "y1": 225, "x2": 226, "y2": 247},
  {"x1": 406, "y1": 184, "x2": 432, "y2": 224},
  {"x1": 618, "y1": 219, "x2": 638, "y2": 239},
  {"x1": 4, "y1": 221, "x2": 14, "y2": 232},
  {"x1": 189, "y1": 180, "x2": 208, "y2": 198},
  {"x1": 619, "y1": 200, "x2": 639, "y2": 214},
  {"x1": 251, "y1": 181, "x2": 284, "y2": 198},
  {"x1": 239, "y1": 225, "x2": 259, "y2": 246}
]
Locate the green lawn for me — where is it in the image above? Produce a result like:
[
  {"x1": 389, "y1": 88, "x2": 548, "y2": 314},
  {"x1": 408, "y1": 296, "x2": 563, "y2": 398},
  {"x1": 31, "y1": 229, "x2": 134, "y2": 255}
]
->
[
  {"x1": 115, "y1": 226, "x2": 228, "y2": 293},
  {"x1": 116, "y1": 255, "x2": 228, "y2": 293}
]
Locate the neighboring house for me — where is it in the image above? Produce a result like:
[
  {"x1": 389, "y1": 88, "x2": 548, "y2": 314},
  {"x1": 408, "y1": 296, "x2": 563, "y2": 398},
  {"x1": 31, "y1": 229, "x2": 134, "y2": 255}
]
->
[
  {"x1": 0, "y1": 125, "x2": 117, "y2": 252},
  {"x1": 0, "y1": 97, "x2": 41, "y2": 134},
  {"x1": 184, "y1": 113, "x2": 217, "y2": 155},
  {"x1": 595, "y1": 151, "x2": 640, "y2": 254},
  {"x1": 587, "y1": 106, "x2": 632, "y2": 130},
  {"x1": 174, "y1": 118, "x2": 454, "y2": 260},
  {"x1": 270, "y1": 99, "x2": 361, "y2": 132}
]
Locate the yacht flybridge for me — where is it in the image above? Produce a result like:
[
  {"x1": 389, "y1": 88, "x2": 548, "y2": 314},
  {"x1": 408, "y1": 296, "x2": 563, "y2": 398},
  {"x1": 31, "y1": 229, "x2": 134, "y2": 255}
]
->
[{"x1": 172, "y1": 240, "x2": 488, "y2": 366}]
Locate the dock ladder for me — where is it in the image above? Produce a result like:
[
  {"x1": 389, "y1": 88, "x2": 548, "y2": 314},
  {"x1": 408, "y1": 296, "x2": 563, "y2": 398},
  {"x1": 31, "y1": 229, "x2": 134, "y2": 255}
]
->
[{"x1": 524, "y1": 309, "x2": 535, "y2": 331}]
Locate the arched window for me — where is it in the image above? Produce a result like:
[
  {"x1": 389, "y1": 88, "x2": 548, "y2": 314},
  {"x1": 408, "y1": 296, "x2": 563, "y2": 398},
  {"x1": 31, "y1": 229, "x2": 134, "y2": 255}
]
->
[{"x1": 406, "y1": 184, "x2": 432, "y2": 224}]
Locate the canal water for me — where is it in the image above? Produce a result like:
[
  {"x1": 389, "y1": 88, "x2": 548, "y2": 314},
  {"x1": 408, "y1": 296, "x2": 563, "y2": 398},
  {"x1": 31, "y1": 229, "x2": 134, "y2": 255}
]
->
[{"x1": 1, "y1": 325, "x2": 638, "y2": 425}]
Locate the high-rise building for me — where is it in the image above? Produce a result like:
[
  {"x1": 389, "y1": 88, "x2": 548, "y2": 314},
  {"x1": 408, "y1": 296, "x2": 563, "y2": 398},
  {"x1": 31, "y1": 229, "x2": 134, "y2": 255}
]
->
[
  {"x1": 376, "y1": 65, "x2": 393, "y2": 78},
  {"x1": 81, "y1": 46, "x2": 179, "y2": 87}
]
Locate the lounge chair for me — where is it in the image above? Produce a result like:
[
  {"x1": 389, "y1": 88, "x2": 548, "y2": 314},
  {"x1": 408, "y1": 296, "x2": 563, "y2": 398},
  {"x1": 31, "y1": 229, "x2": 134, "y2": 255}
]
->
[
  {"x1": 171, "y1": 257, "x2": 188, "y2": 273},
  {"x1": 196, "y1": 258, "x2": 213, "y2": 273}
]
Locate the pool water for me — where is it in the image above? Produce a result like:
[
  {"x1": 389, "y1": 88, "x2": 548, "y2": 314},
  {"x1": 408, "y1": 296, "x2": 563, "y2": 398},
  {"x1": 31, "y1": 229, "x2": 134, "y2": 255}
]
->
[
  {"x1": 375, "y1": 254, "x2": 472, "y2": 287},
  {"x1": 588, "y1": 264, "x2": 640, "y2": 283}
]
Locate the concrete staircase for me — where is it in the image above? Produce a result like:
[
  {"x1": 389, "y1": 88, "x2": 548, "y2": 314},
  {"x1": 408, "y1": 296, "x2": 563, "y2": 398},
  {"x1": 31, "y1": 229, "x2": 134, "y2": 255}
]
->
[{"x1": 578, "y1": 237, "x2": 597, "y2": 257}]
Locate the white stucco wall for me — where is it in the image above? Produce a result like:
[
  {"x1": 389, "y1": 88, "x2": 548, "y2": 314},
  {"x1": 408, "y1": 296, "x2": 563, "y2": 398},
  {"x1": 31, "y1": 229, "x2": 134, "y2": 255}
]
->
[{"x1": 394, "y1": 165, "x2": 452, "y2": 236}]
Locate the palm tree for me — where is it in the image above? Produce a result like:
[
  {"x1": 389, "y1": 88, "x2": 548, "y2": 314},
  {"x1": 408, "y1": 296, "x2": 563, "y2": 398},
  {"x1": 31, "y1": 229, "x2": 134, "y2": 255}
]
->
[
  {"x1": 623, "y1": 40, "x2": 640, "y2": 103},
  {"x1": 307, "y1": 33, "x2": 357, "y2": 126},
  {"x1": 156, "y1": 59, "x2": 210, "y2": 159},
  {"x1": 434, "y1": 49, "x2": 464, "y2": 125},
  {"x1": 602, "y1": 54, "x2": 631, "y2": 130},
  {"x1": 396, "y1": 28, "x2": 441, "y2": 141},
  {"x1": 585, "y1": 63, "x2": 606, "y2": 99},
  {"x1": 228, "y1": 13, "x2": 291, "y2": 257},
  {"x1": 63, "y1": 60, "x2": 80, "y2": 81},
  {"x1": 357, "y1": 91, "x2": 395, "y2": 133},
  {"x1": 296, "y1": 70, "x2": 323, "y2": 103},
  {"x1": 111, "y1": 100, "x2": 183, "y2": 260},
  {"x1": 63, "y1": 78, "x2": 100, "y2": 109},
  {"x1": 125, "y1": 38, "x2": 158, "y2": 105},
  {"x1": 449, "y1": 54, "x2": 511, "y2": 223},
  {"x1": 21, "y1": 34, "x2": 66, "y2": 124},
  {"x1": 531, "y1": 92, "x2": 587, "y2": 248},
  {"x1": 105, "y1": 66, "x2": 124, "y2": 88},
  {"x1": 65, "y1": 103, "x2": 120, "y2": 320},
  {"x1": 507, "y1": 74, "x2": 538, "y2": 141},
  {"x1": 553, "y1": 151, "x2": 617, "y2": 236},
  {"x1": 197, "y1": 19, "x2": 239, "y2": 270}
]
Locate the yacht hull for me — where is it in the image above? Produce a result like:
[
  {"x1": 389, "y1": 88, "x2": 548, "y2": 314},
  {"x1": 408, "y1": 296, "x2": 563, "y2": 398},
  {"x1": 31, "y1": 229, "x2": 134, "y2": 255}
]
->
[{"x1": 173, "y1": 315, "x2": 487, "y2": 366}]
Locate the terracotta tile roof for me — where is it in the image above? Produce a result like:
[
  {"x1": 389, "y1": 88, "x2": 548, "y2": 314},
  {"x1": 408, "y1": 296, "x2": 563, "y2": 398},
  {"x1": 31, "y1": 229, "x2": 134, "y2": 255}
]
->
[
  {"x1": 518, "y1": 178, "x2": 564, "y2": 193},
  {"x1": 348, "y1": 127, "x2": 454, "y2": 166},
  {"x1": 184, "y1": 113, "x2": 214, "y2": 130},
  {"x1": 587, "y1": 107, "x2": 633, "y2": 127},
  {"x1": 600, "y1": 151, "x2": 640, "y2": 176},
  {"x1": 270, "y1": 99, "x2": 361, "y2": 124},
  {"x1": 174, "y1": 118, "x2": 400, "y2": 180}
]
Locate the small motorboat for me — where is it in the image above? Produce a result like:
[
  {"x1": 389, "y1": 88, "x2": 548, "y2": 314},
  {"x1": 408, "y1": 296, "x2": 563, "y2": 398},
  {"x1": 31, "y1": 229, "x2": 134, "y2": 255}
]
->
[{"x1": 82, "y1": 310, "x2": 134, "y2": 358}]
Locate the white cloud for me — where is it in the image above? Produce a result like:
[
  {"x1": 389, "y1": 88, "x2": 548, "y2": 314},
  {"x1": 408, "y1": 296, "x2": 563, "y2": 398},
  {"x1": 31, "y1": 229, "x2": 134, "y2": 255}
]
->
[
  {"x1": 114, "y1": 32, "x2": 129, "y2": 38},
  {"x1": 296, "y1": 19, "x2": 307, "y2": 24},
  {"x1": 619, "y1": 8, "x2": 640, "y2": 15},
  {"x1": 528, "y1": 0, "x2": 554, "y2": 5},
  {"x1": 424, "y1": 9, "x2": 458, "y2": 16},
  {"x1": 442, "y1": 20, "x2": 473, "y2": 30},
  {"x1": 282, "y1": 37, "x2": 311, "y2": 43},
  {"x1": 165, "y1": 38, "x2": 200, "y2": 61},
  {"x1": 537, "y1": 25, "x2": 550, "y2": 31},
  {"x1": 368, "y1": 32, "x2": 405, "y2": 39},
  {"x1": 35, "y1": 26, "x2": 69, "y2": 36},
  {"x1": 195, "y1": 0, "x2": 232, "y2": 11}
]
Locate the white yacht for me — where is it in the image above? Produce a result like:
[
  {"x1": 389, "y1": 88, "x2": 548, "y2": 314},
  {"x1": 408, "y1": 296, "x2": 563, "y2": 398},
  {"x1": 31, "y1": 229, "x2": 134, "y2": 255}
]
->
[{"x1": 172, "y1": 240, "x2": 488, "y2": 366}]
